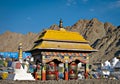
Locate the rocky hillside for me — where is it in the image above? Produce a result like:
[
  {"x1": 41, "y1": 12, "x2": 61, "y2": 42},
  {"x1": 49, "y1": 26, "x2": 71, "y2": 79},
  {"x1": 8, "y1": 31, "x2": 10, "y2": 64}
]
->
[
  {"x1": 90, "y1": 26, "x2": 120, "y2": 63},
  {"x1": 69, "y1": 19, "x2": 119, "y2": 63},
  {"x1": 0, "y1": 18, "x2": 119, "y2": 64},
  {"x1": 0, "y1": 31, "x2": 39, "y2": 52}
]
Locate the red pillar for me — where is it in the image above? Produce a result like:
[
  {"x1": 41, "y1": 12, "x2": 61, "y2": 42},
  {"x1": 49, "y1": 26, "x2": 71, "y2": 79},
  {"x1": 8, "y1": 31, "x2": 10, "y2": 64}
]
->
[
  {"x1": 42, "y1": 71, "x2": 46, "y2": 80},
  {"x1": 65, "y1": 61, "x2": 68, "y2": 80},
  {"x1": 35, "y1": 72, "x2": 38, "y2": 80},
  {"x1": 65, "y1": 72, "x2": 68, "y2": 80},
  {"x1": 42, "y1": 64, "x2": 46, "y2": 80},
  {"x1": 85, "y1": 56, "x2": 89, "y2": 79}
]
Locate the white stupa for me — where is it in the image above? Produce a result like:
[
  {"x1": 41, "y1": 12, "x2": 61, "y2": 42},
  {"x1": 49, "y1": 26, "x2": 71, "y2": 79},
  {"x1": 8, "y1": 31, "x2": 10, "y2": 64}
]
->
[
  {"x1": 13, "y1": 43, "x2": 35, "y2": 80},
  {"x1": 13, "y1": 61, "x2": 35, "y2": 80}
]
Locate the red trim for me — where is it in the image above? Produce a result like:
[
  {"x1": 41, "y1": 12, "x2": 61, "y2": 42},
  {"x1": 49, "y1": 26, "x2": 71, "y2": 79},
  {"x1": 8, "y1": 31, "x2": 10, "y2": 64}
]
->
[
  {"x1": 76, "y1": 53, "x2": 79, "y2": 56},
  {"x1": 83, "y1": 53, "x2": 86, "y2": 56},
  {"x1": 61, "y1": 52, "x2": 64, "y2": 56},
  {"x1": 46, "y1": 52, "x2": 49, "y2": 55}
]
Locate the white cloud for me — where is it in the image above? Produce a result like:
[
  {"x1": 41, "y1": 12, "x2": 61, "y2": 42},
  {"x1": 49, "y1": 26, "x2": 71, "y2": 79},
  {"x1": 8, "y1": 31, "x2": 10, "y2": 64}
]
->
[
  {"x1": 66, "y1": 0, "x2": 77, "y2": 6},
  {"x1": 109, "y1": 0, "x2": 120, "y2": 8},
  {"x1": 66, "y1": 0, "x2": 89, "y2": 6}
]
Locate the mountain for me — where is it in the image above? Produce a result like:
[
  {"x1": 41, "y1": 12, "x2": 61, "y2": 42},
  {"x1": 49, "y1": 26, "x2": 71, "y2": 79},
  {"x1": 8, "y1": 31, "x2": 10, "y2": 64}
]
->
[
  {"x1": 0, "y1": 31, "x2": 38, "y2": 52},
  {"x1": 68, "y1": 19, "x2": 119, "y2": 64},
  {"x1": 0, "y1": 18, "x2": 119, "y2": 64},
  {"x1": 90, "y1": 26, "x2": 120, "y2": 63}
]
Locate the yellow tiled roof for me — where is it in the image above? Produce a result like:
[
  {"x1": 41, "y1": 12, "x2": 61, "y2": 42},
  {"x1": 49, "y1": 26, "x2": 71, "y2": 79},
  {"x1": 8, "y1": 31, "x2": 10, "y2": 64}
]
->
[
  {"x1": 33, "y1": 41, "x2": 96, "y2": 51},
  {"x1": 37, "y1": 29, "x2": 89, "y2": 43},
  {"x1": 31, "y1": 29, "x2": 97, "y2": 51}
]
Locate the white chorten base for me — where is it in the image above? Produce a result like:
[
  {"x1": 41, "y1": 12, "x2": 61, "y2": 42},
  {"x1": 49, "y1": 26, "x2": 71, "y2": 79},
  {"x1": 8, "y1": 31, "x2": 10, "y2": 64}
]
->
[
  {"x1": 13, "y1": 62, "x2": 35, "y2": 80},
  {"x1": 14, "y1": 68, "x2": 35, "y2": 80}
]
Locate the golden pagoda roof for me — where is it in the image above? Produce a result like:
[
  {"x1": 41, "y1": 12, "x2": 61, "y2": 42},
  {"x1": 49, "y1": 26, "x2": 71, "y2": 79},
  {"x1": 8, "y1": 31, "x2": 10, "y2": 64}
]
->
[
  {"x1": 31, "y1": 29, "x2": 97, "y2": 52},
  {"x1": 33, "y1": 41, "x2": 97, "y2": 51},
  {"x1": 36, "y1": 29, "x2": 89, "y2": 43}
]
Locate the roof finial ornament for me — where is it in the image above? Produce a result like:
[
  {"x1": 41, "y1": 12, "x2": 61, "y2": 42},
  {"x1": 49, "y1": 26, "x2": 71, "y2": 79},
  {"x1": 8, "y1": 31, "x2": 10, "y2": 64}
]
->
[{"x1": 59, "y1": 19, "x2": 63, "y2": 28}]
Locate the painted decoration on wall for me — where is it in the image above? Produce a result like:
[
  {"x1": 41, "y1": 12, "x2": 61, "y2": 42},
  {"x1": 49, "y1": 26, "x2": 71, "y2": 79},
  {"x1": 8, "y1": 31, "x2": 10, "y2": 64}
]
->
[{"x1": 41, "y1": 52, "x2": 89, "y2": 63}]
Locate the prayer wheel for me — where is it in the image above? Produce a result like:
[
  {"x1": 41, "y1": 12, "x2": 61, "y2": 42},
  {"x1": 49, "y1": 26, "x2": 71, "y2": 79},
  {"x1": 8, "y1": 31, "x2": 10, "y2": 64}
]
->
[
  {"x1": 46, "y1": 62, "x2": 57, "y2": 80},
  {"x1": 69, "y1": 62, "x2": 77, "y2": 79},
  {"x1": 46, "y1": 72, "x2": 56, "y2": 80}
]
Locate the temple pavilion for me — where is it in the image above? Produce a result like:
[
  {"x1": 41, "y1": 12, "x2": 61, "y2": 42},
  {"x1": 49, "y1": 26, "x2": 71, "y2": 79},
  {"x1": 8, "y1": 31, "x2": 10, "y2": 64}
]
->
[{"x1": 29, "y1": 20, "x2": 97, "y2": 80}]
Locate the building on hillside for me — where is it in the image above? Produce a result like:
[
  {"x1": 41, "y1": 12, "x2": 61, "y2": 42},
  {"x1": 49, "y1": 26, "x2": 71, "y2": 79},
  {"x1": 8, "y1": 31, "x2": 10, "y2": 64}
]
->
[
  {"x1": 29, "y1": 20, "x2": 97, "y2": 80},
  {"x1": 111, "y1": 61, "x2": 120, "y2": 79},
  {"x1": 114, "y1": 56, "x2": 120, "y2": 72}
]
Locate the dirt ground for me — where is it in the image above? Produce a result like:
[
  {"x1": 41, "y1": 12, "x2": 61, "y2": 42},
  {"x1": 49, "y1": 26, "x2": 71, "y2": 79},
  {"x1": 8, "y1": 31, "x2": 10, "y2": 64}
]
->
[{"x1": 0, "y1": 79, "x2": 120, "y2": 84}]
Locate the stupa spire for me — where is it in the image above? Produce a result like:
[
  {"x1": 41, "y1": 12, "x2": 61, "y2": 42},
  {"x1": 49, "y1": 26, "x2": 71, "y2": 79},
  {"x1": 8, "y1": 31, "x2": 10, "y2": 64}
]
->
[{"x1": 59, "y1": 19, "x2": 63, "y2": 28}]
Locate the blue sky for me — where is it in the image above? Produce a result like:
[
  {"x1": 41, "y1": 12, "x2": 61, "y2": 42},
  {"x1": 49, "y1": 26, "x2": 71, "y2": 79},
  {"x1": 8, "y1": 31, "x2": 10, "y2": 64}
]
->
[{"x1": 0, "y1": 0, "x2": 120, "y2": 34}]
